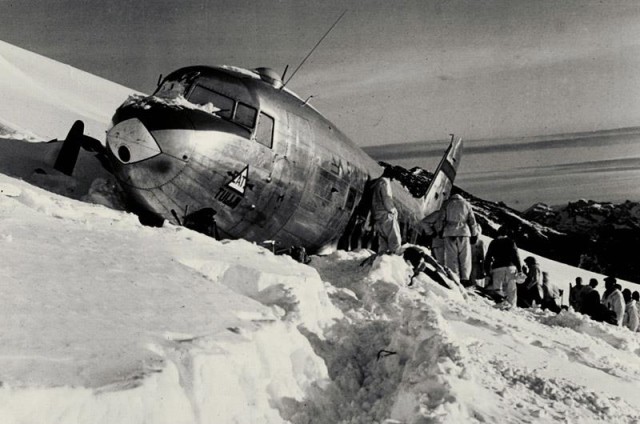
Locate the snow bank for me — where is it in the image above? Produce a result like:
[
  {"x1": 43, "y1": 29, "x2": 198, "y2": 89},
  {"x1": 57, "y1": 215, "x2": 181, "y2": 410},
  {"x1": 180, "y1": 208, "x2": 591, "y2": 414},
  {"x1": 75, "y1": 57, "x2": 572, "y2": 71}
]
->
[
  {"x1": 2, "y1": 170, "x2": 640, "y2": 423},
  {"x1": 0, "y1": 174, "x2": 337, "y2": 423}
]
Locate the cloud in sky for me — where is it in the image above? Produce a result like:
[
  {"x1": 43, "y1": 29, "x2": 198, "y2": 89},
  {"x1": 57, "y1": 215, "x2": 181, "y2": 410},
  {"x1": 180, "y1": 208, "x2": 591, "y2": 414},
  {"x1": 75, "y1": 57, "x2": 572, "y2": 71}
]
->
[
  {"x1": 364, "y1": 128, "x2": 640, "y2": 161},
  {"x1": 2, "y1": 0, "x2": 640, "y2": 144}
]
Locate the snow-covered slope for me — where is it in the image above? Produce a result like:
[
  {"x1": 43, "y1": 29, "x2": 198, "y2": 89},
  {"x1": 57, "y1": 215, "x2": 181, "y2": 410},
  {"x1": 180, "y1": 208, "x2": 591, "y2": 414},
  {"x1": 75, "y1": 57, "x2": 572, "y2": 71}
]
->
[
  {"x1": 2, "y1": 38, "x2": 640, "y2": 424},
  {"x1": 0, "y1": 40, "x2": 139, "y2": 141},
  {"x1": 1, "y1": 172, "x2": 640, "y2": 423}
]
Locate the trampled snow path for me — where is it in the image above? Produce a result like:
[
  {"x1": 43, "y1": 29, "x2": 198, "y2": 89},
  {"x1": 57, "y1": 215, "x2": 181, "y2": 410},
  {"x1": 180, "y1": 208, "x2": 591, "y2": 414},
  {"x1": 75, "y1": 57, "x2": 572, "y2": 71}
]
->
[{"x1": 1, "y1": 170, "x2": 640, "y2": 423}]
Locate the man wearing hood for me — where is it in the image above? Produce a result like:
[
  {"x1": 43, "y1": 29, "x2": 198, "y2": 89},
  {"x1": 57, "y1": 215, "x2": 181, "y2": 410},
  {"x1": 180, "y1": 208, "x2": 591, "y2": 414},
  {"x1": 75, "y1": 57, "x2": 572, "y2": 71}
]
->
[
  {"x1": 602, "y1": 276, "x2": 625, "y2": 326},
  {"x1": 436, "y1": 193, "x2": 479, "y2": 285},
  {"x1": 623, "y1": 289, "x2": 639, "y2": 332},
  {"x1": 370, "y1": 168, "x2": 401, "y2": 254}
]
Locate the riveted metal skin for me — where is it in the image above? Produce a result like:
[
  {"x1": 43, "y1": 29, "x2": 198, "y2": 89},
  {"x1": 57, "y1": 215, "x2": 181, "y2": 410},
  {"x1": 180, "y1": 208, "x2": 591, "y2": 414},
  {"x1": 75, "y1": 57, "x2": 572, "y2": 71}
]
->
[{"x1": 105, "y1": 66, "x2": 460, "y2": 253}]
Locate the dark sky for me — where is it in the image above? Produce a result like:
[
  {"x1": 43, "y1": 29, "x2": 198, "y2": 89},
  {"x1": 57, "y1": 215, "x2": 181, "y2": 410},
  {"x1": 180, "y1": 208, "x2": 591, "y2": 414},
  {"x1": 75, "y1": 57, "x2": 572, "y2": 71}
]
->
[{"x1": 2, "y1": 0, "x2": 640, "y2": 147}]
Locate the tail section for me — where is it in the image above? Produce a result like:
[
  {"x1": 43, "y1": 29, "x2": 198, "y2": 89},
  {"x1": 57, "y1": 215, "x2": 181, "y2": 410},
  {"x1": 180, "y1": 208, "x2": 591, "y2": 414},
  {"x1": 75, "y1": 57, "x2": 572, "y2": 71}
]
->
[{"x1": 419, "y1": 135, "x2": 463, "y2": 218}]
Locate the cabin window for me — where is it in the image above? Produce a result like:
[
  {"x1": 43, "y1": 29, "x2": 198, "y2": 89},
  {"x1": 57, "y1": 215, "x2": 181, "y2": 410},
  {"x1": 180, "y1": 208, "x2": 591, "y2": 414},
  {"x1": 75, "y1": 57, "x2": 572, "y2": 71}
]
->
[
  {"x1": 188, "y1": 84, "x2": 234, "y2": 119},
  {"x1": 235, "y1": 102, "x2": 257, "y2": 128},
  {"x1": 255, "y1": 112, "x2": 274, "y2": 148}
]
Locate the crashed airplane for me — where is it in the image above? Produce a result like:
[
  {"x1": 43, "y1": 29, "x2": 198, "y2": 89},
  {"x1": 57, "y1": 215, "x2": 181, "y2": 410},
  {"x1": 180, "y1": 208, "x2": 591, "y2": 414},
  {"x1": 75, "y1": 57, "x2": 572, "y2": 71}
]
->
[
  {"x1": 0, "y1": 37, "x2": 461, "y2": 253},
  {"x1": 49, "y1": 65, "x2": 462, "y2": 253}
]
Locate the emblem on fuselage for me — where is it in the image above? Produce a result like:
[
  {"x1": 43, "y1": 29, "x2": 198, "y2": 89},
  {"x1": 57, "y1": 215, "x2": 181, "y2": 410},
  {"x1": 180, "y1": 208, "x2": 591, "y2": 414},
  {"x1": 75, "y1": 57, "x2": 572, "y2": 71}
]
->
[{"x1": 215, "y1": 165, "x2": 249, "y2": 208}]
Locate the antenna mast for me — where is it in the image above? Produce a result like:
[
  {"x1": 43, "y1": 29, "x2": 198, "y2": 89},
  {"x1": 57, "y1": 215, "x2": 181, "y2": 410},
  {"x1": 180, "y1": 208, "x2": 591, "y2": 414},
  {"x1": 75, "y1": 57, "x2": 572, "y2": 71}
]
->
[{"x1": 282, "y1": 9, "x2": 347, "y2": 88}]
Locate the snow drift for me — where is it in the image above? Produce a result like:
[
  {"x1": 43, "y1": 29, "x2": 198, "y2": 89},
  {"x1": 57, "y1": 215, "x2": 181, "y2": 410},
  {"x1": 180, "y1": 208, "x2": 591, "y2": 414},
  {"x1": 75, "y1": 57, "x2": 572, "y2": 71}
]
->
[
  {"x1": 0, "y1": 172, "x2": 640, "y2": 423},
  {"x1": 2, "y1": 39, "x2": 640, "y2": 424}
]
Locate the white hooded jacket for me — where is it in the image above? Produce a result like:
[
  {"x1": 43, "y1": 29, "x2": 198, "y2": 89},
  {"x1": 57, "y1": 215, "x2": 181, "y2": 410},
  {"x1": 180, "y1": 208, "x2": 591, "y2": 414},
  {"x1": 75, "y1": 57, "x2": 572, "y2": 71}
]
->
[
  {"x1": 603, "y1": 289, "x2": 625, "y2": 326},
  {"x1": 436, "y1": 194, "x2": 478, "y2": 237},
  {"x1": 624, "y1": 300, "x2": 639, "y2": 332}
]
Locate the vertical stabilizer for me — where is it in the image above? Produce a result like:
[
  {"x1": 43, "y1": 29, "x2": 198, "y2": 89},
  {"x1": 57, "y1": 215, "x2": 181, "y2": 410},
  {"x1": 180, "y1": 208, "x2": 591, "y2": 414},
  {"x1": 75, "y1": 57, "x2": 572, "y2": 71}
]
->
[{"x1": 419, "y1": 135, "x2": 463, "y2": 218}]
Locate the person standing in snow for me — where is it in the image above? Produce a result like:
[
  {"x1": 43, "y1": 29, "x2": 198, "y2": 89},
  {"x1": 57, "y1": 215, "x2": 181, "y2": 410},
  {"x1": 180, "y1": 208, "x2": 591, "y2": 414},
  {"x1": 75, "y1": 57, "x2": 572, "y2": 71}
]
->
[
  {"x1": 634, "y1": 292, "x2": 640, "y2": 331},
  {"x1": 436, "y1": 193, "x2": 479, "y2": 285},
  {"x1": 541, "y1": 271, "x2": 561, "y2": 313},
  {"x1": 370, "y1": 168, "x2": 401, "y2": 254},
  {"x1": 581, "y1": 279, "x2": 601, "y2": 320},
  {"x1": 484, "y1": 226, "x2": 522, "y2": 307},
  {"x1": 569, "y1": 277, "x2": 585, "y2": 312},
  {"x1": 522, "y1": 256, "x2": 544, "y2": 308},
  {"x1": 420, "y1": 210, "x2": 445, "y2": 265},
  {"x1": 470, "y1": 226, "x2": 486, "y2": 287},
  {"x1": 622, "y1": 289, "x2": 639, "y2": 332},
  {"x1": 602, "y1": 276, "x2": 625, "y2": 326}
]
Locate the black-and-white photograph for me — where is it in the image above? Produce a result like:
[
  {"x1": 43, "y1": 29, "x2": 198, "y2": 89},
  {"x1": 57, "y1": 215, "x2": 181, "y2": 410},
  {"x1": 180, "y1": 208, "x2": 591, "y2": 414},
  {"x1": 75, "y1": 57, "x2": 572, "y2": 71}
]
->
[{"x1": 1, "y1": 1, "x2": 640, "y2": 422}]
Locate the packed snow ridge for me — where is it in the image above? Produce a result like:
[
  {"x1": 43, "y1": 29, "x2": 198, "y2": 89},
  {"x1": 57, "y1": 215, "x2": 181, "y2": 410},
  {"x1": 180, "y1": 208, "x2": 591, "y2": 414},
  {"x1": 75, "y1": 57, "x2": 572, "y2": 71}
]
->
[{"x1": 1, "y1": 173, "x2": 640, "y2": 423}]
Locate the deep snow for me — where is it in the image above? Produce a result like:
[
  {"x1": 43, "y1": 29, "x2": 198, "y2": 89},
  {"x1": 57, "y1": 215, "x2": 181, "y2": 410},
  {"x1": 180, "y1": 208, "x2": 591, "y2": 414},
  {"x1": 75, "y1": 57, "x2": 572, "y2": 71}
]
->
[
  {"x1": 2, "y1": 39, "x2": 640, "y2": 424},
  {"x1": 1, "y1": 172, "x2": 640, "y2": 423}
]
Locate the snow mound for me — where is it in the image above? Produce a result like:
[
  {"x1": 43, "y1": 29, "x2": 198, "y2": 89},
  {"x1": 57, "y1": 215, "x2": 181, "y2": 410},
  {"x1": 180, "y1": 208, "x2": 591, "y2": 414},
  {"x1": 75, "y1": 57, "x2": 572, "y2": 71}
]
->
[{"x1": 1, "y1": 171, "x2": 640, "y2": 423}]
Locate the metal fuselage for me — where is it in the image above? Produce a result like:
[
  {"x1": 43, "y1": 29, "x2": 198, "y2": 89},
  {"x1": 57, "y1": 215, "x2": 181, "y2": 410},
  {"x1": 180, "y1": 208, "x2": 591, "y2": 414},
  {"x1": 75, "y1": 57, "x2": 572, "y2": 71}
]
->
[{"x1": 105, "y1": 66, "x2": 426, "y2": 252}]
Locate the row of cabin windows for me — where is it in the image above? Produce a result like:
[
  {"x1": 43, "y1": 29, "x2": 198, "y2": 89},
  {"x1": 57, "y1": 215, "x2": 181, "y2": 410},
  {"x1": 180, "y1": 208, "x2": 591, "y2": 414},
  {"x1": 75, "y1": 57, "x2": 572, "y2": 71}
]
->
[{"x1": 188, "y1": 84, "x2": 275, "y2": 148}]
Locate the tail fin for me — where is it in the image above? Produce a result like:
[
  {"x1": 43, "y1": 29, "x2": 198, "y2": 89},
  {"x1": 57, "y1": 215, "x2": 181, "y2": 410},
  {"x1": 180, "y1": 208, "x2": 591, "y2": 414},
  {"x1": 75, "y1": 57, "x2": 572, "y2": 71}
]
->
[{"x1": 419, "y1": 135, "x2": 463, "y2": 218}]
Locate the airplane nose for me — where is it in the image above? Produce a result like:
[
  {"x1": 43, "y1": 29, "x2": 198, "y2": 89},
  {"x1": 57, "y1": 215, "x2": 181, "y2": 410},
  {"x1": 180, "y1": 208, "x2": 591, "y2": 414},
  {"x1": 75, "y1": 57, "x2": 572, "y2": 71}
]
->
[
  {"x1": 106, "y1": 117, "x2": 194, "y2": 190},
  {"x1": 107, "y1": 118, "x2": 161, "y2": 164}
]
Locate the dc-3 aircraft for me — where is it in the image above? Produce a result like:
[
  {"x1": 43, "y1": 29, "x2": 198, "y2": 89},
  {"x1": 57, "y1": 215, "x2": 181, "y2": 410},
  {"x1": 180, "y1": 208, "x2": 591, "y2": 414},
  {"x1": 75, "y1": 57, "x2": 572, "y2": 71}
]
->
[{"x1": 47, "y1": 64, "x2": 462, "y2": 254}]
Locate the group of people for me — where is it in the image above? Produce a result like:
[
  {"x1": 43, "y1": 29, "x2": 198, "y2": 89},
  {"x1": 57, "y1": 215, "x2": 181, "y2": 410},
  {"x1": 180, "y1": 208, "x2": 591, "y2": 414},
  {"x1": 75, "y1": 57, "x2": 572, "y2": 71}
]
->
[
  {"x1": 416, "y1": 181, "x2": 562, "y2": 311},
  {"x1": 368, "y1": 170, "x2": 635, "y2": 328},
  {"x1": 569, "y1": 276, "x2": 640, "y2": 330}
]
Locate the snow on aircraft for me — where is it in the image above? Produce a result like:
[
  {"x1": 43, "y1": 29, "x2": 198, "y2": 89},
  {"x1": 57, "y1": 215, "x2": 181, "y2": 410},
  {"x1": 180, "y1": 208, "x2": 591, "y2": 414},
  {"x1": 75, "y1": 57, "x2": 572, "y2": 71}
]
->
[
  {"x1": 64, "y1": 66, "x2": 462, "y2": 253},
  {"x1": 0, "y1": 41, "x2": 462, "y2": 254}
]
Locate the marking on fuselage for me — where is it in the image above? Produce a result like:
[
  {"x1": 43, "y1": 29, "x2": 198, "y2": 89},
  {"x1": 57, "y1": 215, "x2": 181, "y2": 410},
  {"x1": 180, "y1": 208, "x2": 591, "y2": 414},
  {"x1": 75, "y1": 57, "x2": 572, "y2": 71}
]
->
[
  {"x1": 227, "y1": 165, "x2": 249, "y2": 194},
  {"x1": 215, "y1": 187, "x2": 242, "y2": 209},
  {"x1": 215, "y1": 165, "x2": 249, "y2": 209}
]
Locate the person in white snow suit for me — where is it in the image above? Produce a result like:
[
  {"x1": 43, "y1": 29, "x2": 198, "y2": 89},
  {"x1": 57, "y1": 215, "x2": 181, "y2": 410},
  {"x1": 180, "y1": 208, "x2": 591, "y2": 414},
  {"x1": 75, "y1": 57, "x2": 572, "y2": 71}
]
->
[
  {"x1": 484, "y1": 226, "x2": 522, "y2": 307},
  {"x1": 541, "y1": 271, "x2": 561, "y2": 313},
  {"x1": 602, "y1": 276, "x2": 625, "y2": 326},
  {"x1": 420, "y1": 210, "x2": 445, "y2": 265},
  {"x1": 436, "y1": 193, "x2": 479, "y2": 285},
  {"x1": 634, "y1": 292, "x2": 640, "y2": 331},
  {"x1": 622, "y1": 289, "x2": 639, "y2": 332},
  {"x1": 370, "y1": 168, "x2": 401, "y2": 254},
  {"x1": 470, "y1": 226, "x2": 486, "y2": 287}
]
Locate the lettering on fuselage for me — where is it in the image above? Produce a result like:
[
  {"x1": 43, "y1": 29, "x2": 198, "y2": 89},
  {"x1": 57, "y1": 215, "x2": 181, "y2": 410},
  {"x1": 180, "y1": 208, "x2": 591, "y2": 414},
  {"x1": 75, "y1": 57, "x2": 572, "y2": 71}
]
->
[
  {"x1": 227, "y1": 165, "x2": 249, "y2": 194},
  {"x1": 215, "y1": 165, "x2": 249, "y2": 209},
  {"x1": 215, "y1": 187, "x2": 242, "y2": 208}
]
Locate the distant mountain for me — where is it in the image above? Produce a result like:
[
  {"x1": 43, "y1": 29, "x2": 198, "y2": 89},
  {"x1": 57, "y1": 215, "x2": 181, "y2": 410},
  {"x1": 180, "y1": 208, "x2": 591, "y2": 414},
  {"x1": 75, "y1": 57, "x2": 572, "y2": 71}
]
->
[
  {"x1": 523, "y1": 199, "x2": 640, "y2": 282},
  {"x1": 383, "y1": 163, "x2": 636, "y2": 283}
]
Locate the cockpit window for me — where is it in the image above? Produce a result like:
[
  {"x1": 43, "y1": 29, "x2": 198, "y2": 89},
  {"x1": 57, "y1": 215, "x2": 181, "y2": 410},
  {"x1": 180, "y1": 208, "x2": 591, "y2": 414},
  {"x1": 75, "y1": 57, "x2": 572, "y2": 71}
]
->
[
  {"x1": 155, "y1": 71, "x2": 200, "y2": 99},
  {"x1": 235, "y1": 103, "x2": 257, "y2": 128},
  {"x1": 255, "y1": 112, "x2": 274, "y2": 148},
  {"x1": 155, "y1": 79, "x2": 188, "y2": 99},
  {"x1": 188, "y1": 84, "x2": 234, "y2": 119}
]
